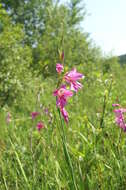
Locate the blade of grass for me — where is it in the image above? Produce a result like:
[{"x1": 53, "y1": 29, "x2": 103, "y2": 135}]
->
[{"x1": 9, "y1": 138, "x2": 30, "y2": 190}]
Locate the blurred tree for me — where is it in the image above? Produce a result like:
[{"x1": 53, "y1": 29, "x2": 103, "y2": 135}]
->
[
  {"x1": 68, "y1": 0, "x2": 85, "y2": 27},
  {"x1": 0, "y1": 0, "x2": 53, "y2": 44},
  {"x1": 0, "y1": 5, "x2": 33, "y2": 106}
]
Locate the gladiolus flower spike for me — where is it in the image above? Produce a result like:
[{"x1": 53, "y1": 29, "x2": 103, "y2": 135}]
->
[{"x1": 54, "y1": 64, "x2": 84, "y2": 123}]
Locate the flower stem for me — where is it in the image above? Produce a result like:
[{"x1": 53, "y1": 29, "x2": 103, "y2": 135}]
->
[
  {"x1": 100, "y1": 78, "x2": 113, "y2": 128},
  {"x1": 58, "y1": 109, "x2": 78, "y2": 190}
]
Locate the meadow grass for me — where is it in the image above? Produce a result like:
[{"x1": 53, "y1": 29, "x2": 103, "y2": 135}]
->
[{"x1": 1, "y1": 70, "x2": 126, "y2": 190}]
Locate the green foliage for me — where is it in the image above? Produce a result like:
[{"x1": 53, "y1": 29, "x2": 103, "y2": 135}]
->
[{"x1": 68, "y1": 0, "x2": 85, "y2": 27}]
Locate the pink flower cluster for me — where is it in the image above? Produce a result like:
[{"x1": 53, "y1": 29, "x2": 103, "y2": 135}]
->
[
  {"x1": 113, "y1": 104, "x2": 126, "y2": 132},
  {"x1": 54, "y1": 64, "x2": 84, "y2": 123}
]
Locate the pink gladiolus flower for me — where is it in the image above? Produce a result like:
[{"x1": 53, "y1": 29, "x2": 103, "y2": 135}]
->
[
  {"x1": 53, "y1": 85, "x2": 73, "y2": 98},
  {"x1": 113, "y1": 108, "x2": 126, "y2": 132},
  {"x1": 53, "y1": 85, "x2": 73, "y2": 123},
  {"x1": 31, "y1": 112, "x2": 40, "y2": 120},
  {"x1": 53, "y1": 85, "x2": 73, "y2": 108},
  {"x1": 61, "y1": 108, "x2": 68, "y2": 123},
  {"x1": 56, "y1": 63, "x2": 64, "y2": 74},
  {"x1": 37, "y1": 122, "x2": 44, "y2": 131},
  {"x1": 64, "y1": 68, "x2": 84, "y2": 92}
]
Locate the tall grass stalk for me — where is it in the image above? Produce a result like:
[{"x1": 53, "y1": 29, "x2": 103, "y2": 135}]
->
[
  {"x1": 100, "y1": 78, "x2": 113, "y2": 128},
  {"x1": 9, "y1": 137, "x2": 30, "y2": 190},
  {"x1": 1, "y1": 165, "x2": 9, "y2": 190}
]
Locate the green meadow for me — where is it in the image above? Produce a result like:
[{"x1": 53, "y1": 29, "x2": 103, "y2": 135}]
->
[{"x1": 0, "y1": 1, "x2": 126, "y2": 189}]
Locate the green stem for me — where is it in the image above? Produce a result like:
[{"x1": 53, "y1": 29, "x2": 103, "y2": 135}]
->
[
  {"x1": 58, "y1": 109, "x2": 78, "y2": 190},
  {"x1": 117, "y1": 129, "x2": 122, "y2": 154},
  {"x1": 100, "y1": 94, "x2": 106, "y2": 128},
  {"x1": 100, "y1": 78, "x2": 113, "y2": 128}
]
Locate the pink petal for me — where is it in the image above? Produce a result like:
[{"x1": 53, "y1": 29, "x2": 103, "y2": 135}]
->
[{"x1": 61, "y1": 108, "x2": 68, "y2": 123}]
